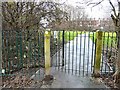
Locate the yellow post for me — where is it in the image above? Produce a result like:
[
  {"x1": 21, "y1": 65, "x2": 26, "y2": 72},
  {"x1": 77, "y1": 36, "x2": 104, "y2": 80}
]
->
[
  {"x1": 44, "y1": 29, "x2": 51, "y2": 75},
  {"x1": 94, "y1": 30, "x2": 103, "y2": 76}
]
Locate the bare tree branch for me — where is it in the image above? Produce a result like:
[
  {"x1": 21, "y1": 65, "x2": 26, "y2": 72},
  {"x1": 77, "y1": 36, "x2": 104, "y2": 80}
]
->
[
  {"x1": 109, "y1": 0, "x2": 117, "y2": 18},
  {"x1": 87, "y1": 0, "x2": 104, "y2": 7},
  {"x1": 118, "y1": 1, "x2": 120, "y2": 18}
]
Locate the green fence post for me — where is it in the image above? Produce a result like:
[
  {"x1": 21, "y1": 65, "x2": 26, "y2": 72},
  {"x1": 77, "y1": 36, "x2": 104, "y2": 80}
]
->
[
  {"x1": 94, "y1": 30, "x2": 103, "y2": 76},
  {"x1": 19, "y1": 32, "x2": 23, "y2": 68},
  {"x1": 44, "y1": 29, "x2": 51, "y2": 76}
]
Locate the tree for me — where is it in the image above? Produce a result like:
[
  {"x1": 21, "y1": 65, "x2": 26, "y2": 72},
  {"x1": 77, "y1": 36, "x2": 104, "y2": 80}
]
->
[
  {"x1": 2, "y1": 1, "x2": 67, "y2": 30},
  {"x1": 110, "y1": 0, "x2": 120, "y2": 83}
]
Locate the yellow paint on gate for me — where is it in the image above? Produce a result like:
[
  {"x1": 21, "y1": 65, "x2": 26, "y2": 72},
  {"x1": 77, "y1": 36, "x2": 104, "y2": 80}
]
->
[
  {"x1": 44, "y1": 29, "x2": 51, "y2": 75},
  {"x1": 94, "y1": 30, "x2": 103, "y2": 75}
]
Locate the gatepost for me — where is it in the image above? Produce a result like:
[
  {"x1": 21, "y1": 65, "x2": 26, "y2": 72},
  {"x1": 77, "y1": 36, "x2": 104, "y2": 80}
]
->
[
  {"x1": 94, "y1": 30, "x2": 103, "y2": 77},
  {"x1": 44, "y1": 29, "x2": 51, "y2": 75}
]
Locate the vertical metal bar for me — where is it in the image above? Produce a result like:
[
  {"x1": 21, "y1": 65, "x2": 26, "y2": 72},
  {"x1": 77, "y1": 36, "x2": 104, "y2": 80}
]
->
[
  {"x1": 42, "y1": 31, "x2": 45, "y2": 66},
  {"x1": 56, "y1": 31, "x2": 59, "y2": 70},
  {"x1": 50, "y1": 31, "x2": 52, "y2": 66},
  {"x1": 51, "y1": 31, "x2": 54, "y2": 67},
  {"x1": 58, "y1": 31, "x2": 60, "y2": 70},
  {"x1": 116, "y1": 31, "x2": 119, "y2": 49},
  {"x1": 9, "y1": 31, "x2": 12, "y2": 74},
  {"x1": 103, "y1": 32, "x2": 106, "y2": 74},
  {"x1": 8, "y1": 31, "x2": 11, "y2": 75},
  {"x1": 68, "y1": 31, "x2": 70, "y2": 73},
  {"x1": 87, "y1": 31, "x2": 90, "y2": 76},
  {"x1": 36, "y1": 30, "x2": 40, "y2": 77},
  {"x1": 113, "y1": 32, "x2": 117, "y2": 73},
  {"x1": 62, "y1": 30, "x2": 65, "y2": 67},
  {"x1": 57, "y1": 31, "x2": 59, "y2": 70},
  {"x1": 7, "y1": 31, "x2": 10, "y2": 74},
  {"x1": 29, "y1": 31, "x2": 32, "y2": 66},
  {"x1": 100, "y1": 31, "x2": 103, "y2": 74},
  {"x1": 23, "y1": 31, "x2": 25, "y2": 72},
  {"x1": 106, "y1": 32, "x2": 109, "y2": 74},
  {"x1": 93, "y1": 32, "x2": 97, "y2": 74},
  {"x1": 67, "y1": 31, "x2": 69, "y2": 74},
  {"x1": 75, "y1": 31, "x2": 78, "y2": 74},
  {"x1": 1, "y1": 31, "x2": 4, "y2": 76},
  {"x1": 20, "y1": 31, "x2": 23, "y2": 69},
  {"x1": 4, "y1": 31, "x2": 6, "y2": 74},
  {"x1": 79, "y1": 31, "x2": 82, "y2": 75},
  {"x1": 101, "y1": 32, "x2": 105, "y2": 74},
  {"x1": 16, "y1": 32, "x2": 19, "y2": 70},
  {"x1": 111, "y1": 32, "x2": 113, "y2": 50},
  {"x1": 34, "y1": 30, "x2": 36, "y2": 76},
  {"x1": 34, "y1": 30, "x2": 37, "y2": 78},
  {"x1": 108, "y1": 32, "x2": 110, "y2": 74},
  {"x1": 65, "y1": 31, "x2": 67, "y2": 73},
  {"x1": 3, "y1": 31, "x2": 5, "y2": 75},
  {"x1": 91, "y1": 32, "x2": 94, "y2": 73},
  {"x1": 38, "y1": 30, "x2": 40, "y2": 76},
  {"x1": 42, "y1": 31, "x2": 45, "y2": 62},
  {"x1": 66, "y1": 31, "x2": 68, "y2": 73},
  {"x1": 22, "y1": 30, "x2": 24, "y2": 75},
  {"x1": 21, "y1": 30, "x2": 23, "y2": 74},
  {"x1": 104, "y1": 32, "x2": 107, "y2": 74},
  {"x1": 52, "y1": 31, "x2": 56, "y2": 69},
  {"x1": 115, "y1": 32, "x2": 118, "y2": 72},
  {"x1": 11, "y1": 31, "x2": 14, "y2": 73},
  {"x1": 72, "y1": 31, "x2": 74, "y2": 75},
  {"x1": 55, "y1": 31, "x2": 58, "y2": 69},
  {"x1": 83, "y1": 31, "x2": 86, "y2": 76}
]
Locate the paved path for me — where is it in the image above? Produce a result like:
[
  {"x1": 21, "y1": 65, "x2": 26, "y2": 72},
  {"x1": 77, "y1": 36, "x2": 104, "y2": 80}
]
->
[
  {"x1": 37, "y1": 67, "x2": 107, "y2": 88},
  {"x1": 31, "y1": 67, "x2": 108, "y2": 88}
]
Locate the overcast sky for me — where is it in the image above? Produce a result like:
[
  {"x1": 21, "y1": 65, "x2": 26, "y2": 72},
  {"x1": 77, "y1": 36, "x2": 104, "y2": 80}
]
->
[
  {"x1": 60, "y1": 0, "x2": 117, "y2": 18},
  {"x1": 6, "y1": 0, "x2": 118, "y2": 18}
]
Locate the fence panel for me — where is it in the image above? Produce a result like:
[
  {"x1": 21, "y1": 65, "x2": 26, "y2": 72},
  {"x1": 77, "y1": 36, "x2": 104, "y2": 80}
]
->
[{"x1": 2, "y1": 30, "x2": 45, "y2": 78}]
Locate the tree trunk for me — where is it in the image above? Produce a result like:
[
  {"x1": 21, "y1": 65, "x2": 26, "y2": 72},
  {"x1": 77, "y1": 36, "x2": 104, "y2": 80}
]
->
[{"x1": 113, "y1": 30, "x2": 120, "y2": 83}]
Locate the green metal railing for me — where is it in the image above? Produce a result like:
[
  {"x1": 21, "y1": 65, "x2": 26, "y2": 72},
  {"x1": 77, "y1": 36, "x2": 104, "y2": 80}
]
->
[{"x1": 2, "y1": 30, "x2": 45, "y2": 76}]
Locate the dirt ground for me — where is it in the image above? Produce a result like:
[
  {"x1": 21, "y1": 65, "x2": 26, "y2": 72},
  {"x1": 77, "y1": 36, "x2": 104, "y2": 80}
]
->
[
  {"x1": 1, "y1": 67, "x2": 44, "y2": 88},
  {"x1": 100, "y1": 73, "x2": 120, "y2": 89}
]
